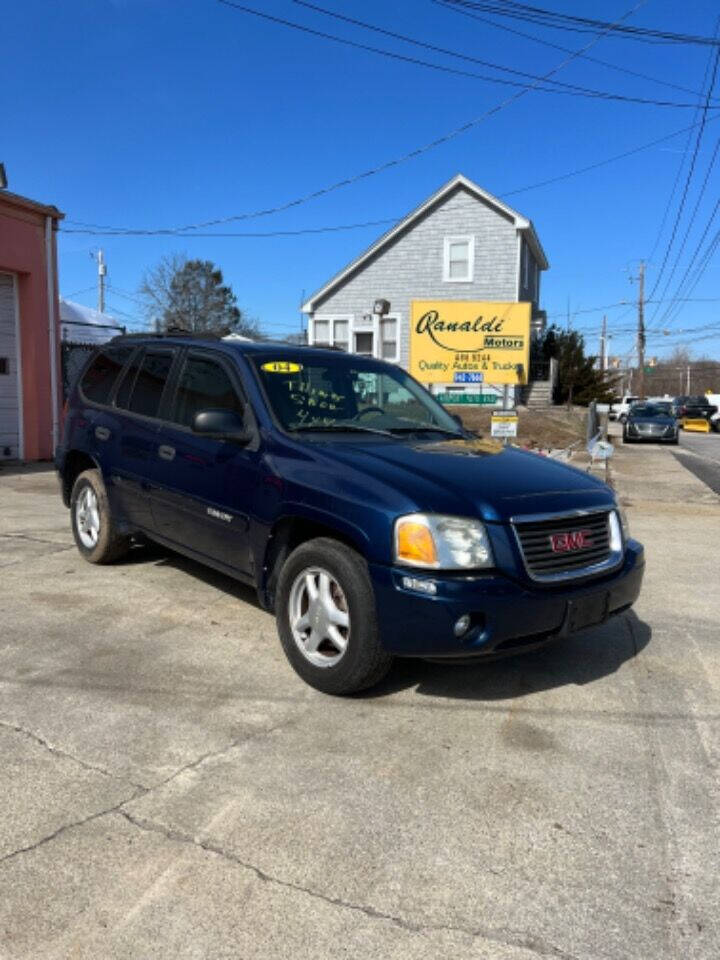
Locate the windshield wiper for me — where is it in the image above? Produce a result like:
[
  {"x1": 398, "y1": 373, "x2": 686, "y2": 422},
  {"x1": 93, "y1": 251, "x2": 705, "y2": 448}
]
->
[
  {"x1": 290, "y1": 423, "x2": 396, "y2": 438},
  {"x1": 389, "y1": 426, "x2": 465, "y2": 438}
]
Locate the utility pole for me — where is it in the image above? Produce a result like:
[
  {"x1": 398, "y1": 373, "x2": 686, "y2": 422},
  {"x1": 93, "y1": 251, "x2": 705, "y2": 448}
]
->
[
  {"x1": 635, "y1": 261, "x2": 646, "y2": 398},
  {"x1": 97, "y1": 249, "x2": 106, "y2": 314},
  {"x1": 686, "y1": 364, "x2": 691, "y2": 393},
  {"x1": 599, "y1": 315, "x2": 608, "y2": 372}
]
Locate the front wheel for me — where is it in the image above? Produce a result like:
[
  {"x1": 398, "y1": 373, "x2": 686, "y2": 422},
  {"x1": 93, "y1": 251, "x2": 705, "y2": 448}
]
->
[
  {"x1": 70, "y1": 469, "x2": 131, "y2": 564},
  {"x1": 275, "y1": 538, "x2": 393, "y2": 695}
]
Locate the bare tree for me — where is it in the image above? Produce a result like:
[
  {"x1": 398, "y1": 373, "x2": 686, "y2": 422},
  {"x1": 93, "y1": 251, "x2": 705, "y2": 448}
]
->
[{"x1": 139, "y1": 254, "x2": 260, "y2": 338}]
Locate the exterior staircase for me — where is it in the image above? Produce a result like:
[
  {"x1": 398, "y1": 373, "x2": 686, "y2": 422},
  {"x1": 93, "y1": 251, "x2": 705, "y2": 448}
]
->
[{"x1": 524, "y1": 379, "x2": 553, "y2": 409}]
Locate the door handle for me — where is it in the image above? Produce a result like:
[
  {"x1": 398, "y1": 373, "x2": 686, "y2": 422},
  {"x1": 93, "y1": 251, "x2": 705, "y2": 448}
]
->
[
  {"x1": 95, "y1": 426, "x2": 111, "y2": 441},
  {"x1": 158, "y1": 444, "x2": 176, "y2": 461}
]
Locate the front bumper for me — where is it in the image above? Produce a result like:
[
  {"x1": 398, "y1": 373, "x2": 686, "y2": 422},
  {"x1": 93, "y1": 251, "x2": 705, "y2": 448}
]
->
[
  {"x1": 626, "y1": 430, "x2": 677, "y2": 442},
  {"x1": 369, "y1": 540, "x2": 644, "y2": 657}
]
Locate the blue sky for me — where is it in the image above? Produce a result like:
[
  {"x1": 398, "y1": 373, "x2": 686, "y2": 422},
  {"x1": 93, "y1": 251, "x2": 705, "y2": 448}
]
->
[{"x1": 3, "y1": 0, "x2": 720, "y2": 363}]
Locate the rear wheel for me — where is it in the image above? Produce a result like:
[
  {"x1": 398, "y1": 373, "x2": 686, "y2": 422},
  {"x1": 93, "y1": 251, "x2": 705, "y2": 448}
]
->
[
  {"x1": 70, "y1": 469, "x2": 130, "y2": 564},
  {"x1": 275, "y1": 538, "x2": 392, "y2": 695}
]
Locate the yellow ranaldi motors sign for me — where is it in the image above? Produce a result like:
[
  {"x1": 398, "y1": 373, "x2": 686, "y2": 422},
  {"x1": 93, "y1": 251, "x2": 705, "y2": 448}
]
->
[{"x1": 410, "y1": 300, "x2": 531, "y2": 385}]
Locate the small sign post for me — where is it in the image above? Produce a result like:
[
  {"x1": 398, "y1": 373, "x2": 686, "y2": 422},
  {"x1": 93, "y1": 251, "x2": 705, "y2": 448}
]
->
[{"x1": 491, "y1": 411, "x2": 518, "y2": 443}]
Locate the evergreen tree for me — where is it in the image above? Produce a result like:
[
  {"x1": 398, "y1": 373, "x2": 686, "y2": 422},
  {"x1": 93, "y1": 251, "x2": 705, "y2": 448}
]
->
[
  {"x1": 535, "y1": 325, "x2": 617, "y2": 405},
  {"x1": 140, "y1": 255, "x2": 260, "y2": 338}
]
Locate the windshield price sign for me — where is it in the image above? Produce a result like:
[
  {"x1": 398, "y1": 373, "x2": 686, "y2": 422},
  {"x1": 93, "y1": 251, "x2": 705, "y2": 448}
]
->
[
  {"x1": 411, "y1": 301, "x2": 531, "y2": 386},
  {"x1": 491, "y1": 412, "x2": 519, "y2": 439}
]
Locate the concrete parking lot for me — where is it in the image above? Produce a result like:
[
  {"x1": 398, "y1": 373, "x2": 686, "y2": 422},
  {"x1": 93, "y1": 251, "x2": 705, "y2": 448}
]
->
[{"x1": 1, "y1": 439, "x2": 719, "y2": 960}]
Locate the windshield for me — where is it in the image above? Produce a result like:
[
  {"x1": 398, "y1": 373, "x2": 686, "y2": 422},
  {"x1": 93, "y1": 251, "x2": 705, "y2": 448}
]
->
[
  {"x1": 630, "y1": 404, "x2": 667, "y2": 418},
  {"x1": 252, "y1": 355, "x2": 463, "y2": 436}
]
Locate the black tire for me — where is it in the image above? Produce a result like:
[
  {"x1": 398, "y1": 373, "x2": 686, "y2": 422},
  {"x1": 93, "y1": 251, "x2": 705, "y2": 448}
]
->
[
  {"x1": 70, "y1": 468, "x2": 131, "y2": 564},
  {"x1": 623, "y1": 433, "x2": 633, "y2": 444},
  {"x1": 275, "y1": 537, "x2": 393, "y2": 695}
]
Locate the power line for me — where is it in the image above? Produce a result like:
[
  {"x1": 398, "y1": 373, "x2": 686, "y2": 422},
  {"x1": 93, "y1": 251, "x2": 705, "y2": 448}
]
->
[
  {"x1": 60, "y1": 285, "x2": 97, "y2": 300},
  {"x1": 216, "y1": 1, "x2": 709, "y2": 111},
  {"x1": 62, "y1": 112, "x2": 720, "y2": 238},
  {"x1": 438, "y1": 1, "x2": 720, "y2": 48},
  {"x1": 430, "y1": 0, "x2": 720, "y2": 101},
  {"x1": 643, "y1": 39, "x2": 720, "y2": 269},
  {"x1": 290, "y1": 0, "x2": 706, "y2": 108},
  {"x1": 61, "y1": 217, "x2": 399, "y2": 238},
  {"x1": 645, "y1": 41, "x2": 720, "y2": 308},
  {"x1": 652, "y1": 219, "x2": 720, "y2": 331},
  {"x1": 60, "y1": 1, "x2": 665, "y2": 240}
]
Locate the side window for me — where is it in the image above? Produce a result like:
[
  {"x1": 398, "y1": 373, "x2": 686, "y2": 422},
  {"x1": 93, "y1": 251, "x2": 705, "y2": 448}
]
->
[
  {"x1": 79, "y1": 346, "x2": 133, "y2": 405},
  {"x1": 116, "y1": 350, "x2": 174, "y2": 419},
  {"x1": 171, "y1": 355, "x2": 244, "y2": 428}
]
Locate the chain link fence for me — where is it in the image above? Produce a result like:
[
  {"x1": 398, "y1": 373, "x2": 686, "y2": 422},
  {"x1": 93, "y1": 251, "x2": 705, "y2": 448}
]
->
[{"x1": 61, "y1": 341, "x2": 96, "y2": 401}]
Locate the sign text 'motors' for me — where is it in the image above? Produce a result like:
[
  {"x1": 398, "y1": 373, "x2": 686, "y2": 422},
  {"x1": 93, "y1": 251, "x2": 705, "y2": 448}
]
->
[{"x1": 410, "y1": 301, "x2": 531, "y2": 386}]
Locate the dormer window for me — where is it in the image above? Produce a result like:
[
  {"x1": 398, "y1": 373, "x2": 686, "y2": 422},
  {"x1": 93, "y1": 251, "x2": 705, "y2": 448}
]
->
[{"x1": 443, "y1": 236, "x2": 474, "y2": 282}]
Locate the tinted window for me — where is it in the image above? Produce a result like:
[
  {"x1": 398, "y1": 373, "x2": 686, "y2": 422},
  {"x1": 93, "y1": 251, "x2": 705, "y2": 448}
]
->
[
  {"x1": 114, "y1": 351, "x2": 142, "y2": 410},
  {"x1": 117, "y1": 350, "x2": 173, "y2": 419},
  {"x1": 171, "y1": 356, "x2": 244, "y2": 428},
  {"x1": 79, "y1": 346, "x2": 133, "y2": 405}
]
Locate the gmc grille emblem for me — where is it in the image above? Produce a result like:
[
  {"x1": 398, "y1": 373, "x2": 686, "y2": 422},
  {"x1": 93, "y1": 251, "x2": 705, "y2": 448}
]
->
[{"x1": 550, "y1": 530, "x2": 593, "y2": 553}]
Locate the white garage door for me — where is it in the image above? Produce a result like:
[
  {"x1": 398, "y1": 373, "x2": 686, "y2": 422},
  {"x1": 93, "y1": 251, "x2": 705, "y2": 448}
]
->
[{"x1": 0, "y1": 272, "x2": 21, "y2": 460}]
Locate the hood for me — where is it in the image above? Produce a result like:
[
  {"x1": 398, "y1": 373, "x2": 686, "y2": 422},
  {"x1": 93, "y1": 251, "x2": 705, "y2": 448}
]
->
[{"x1": 312, "y1": 436, "x2": 614, "y2": 522}]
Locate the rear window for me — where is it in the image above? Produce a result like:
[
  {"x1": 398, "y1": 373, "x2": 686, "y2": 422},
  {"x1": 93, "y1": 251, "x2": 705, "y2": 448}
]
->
[
  {"x1": 79, "y1": 346, "x2": 133, "y2": 405},
  {"x1": 116, "y1": 350, "x2": 174, "y2": 419}
]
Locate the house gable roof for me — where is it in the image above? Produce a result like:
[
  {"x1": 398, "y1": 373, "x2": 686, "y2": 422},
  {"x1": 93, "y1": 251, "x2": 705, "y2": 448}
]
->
[
  {"x1": 0, "y1": 189, "x2": 64, "y2": 221},
  {"x1": 302, "y1": 174, "x2": 548, "y2": 313}
]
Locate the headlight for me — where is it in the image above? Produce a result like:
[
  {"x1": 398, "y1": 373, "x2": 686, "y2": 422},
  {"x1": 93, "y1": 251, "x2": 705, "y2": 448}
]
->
[
  {"x1": 615, "y1": 506, "x2": 630, "y2": 541},
  {"x1": 394, "y1": 513, "x2": 494, "y2": 569}
]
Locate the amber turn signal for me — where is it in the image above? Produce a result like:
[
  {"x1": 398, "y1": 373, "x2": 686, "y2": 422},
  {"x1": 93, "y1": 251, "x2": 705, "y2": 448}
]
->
[{"x1": 396, "y1": 520, "x2": 438, "y2": 566}]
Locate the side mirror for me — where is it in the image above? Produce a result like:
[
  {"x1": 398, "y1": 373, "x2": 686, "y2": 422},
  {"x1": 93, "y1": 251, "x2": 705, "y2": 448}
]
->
[{"x1": 191, "y1": 409, "x2": 252, "y2": 444}]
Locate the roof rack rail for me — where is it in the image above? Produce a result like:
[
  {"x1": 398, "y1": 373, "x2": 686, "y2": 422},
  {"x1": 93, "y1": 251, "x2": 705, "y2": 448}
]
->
[{"x1": 109, "y1": 327, "x2": 222, "y2": 341}]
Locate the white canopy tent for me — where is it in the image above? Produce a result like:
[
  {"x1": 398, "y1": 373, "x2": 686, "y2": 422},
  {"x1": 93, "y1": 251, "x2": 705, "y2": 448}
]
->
[{"x1": 60, "y1": 299, "x2": 125, "y2": 344}]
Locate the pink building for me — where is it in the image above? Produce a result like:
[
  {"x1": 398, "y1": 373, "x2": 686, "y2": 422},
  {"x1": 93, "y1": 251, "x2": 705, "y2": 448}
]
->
[{"x1": 0, "y1": 189, "x2": 64, "y2": 461}]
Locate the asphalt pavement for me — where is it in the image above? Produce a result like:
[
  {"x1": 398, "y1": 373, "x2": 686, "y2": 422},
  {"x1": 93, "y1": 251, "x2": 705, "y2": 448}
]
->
[
  {"x1": 0, "y1": 452, "x2": 718, "y2": 960},
  {"x1": 674, "y1": 430, "x2": 720, "y2": 495}
]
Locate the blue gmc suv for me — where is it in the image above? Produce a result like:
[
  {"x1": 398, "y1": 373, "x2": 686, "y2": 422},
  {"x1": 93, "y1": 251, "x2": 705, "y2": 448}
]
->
[{"x1": 56, "y1": 335, "x2": 644, "y2": 694}]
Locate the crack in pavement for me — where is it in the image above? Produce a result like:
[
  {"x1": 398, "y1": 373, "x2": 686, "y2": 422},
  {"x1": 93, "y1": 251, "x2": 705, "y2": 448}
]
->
[
  {"x1": 115, "y1": 809, "x2": 579, "y2": 960},
  {"x1": 144, "y1": 711, "x2": 305, "y2": 793},
  {"x1": 146, "y1": 713, "x2": 304, "y2": 793},
  {"x1": 1, "y1": 532, "x2": 71, "y2": 546},
  {"x1": 0, "y1": 719, "x2": 146, "y2": 790},
  {"x1": 0, "y1": 788, "x2": 145, "y2": 866},
  {"x1": 0, "y1": 716, "x2": 300, "y2": 867}
]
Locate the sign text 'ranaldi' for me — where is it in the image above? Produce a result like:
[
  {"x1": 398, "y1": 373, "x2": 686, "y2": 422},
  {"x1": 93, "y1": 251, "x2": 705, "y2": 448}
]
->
[{"x1": 410, "y1": 300, "x2": 531, "y2": 386}]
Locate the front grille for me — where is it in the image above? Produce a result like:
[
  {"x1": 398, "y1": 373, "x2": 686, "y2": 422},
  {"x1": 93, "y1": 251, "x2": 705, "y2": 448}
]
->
[{"x1": 513, "y1": 510, "x2": 613, "y2": 580}]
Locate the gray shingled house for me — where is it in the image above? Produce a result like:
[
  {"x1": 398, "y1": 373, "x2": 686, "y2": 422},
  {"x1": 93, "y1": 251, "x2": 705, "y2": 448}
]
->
[{"x1": 302, "y1": 174, "x2": 549, "y2": 400}]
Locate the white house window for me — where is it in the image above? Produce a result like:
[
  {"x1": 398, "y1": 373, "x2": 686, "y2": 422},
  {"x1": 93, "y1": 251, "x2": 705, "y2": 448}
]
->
[
  {"x1": 380, "y1": 315, "x2": 400, "y2": 362},
  {"x1": 334, "y1": 319, "x2": 349, "y2": 348},
  {"x1": 310, "y1": 315, "x2": 352, "y2": 350},
  {"x1": 443, "y1": 236, "x2": 474, "y2": 282},
  {"x1": 522, "y1": 241, "x2": 530, "y2": 290}
]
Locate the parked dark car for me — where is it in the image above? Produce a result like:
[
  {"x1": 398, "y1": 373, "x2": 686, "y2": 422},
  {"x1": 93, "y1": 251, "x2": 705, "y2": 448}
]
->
[
  {"x1": 56, "y1": 336, "x2": 644, "y2": 695},
  {"x1": 674, "y1": 395, "x2": 717, "y2": 420},
  {"x1": 623, "y1": 403, "x2": 679, "y2": 444}
]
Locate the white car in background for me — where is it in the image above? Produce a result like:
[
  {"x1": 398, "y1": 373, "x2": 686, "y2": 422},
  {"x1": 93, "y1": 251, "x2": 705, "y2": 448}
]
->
[{"x1": 609, "y1": 395, "x2": 640, "y2": 423}]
